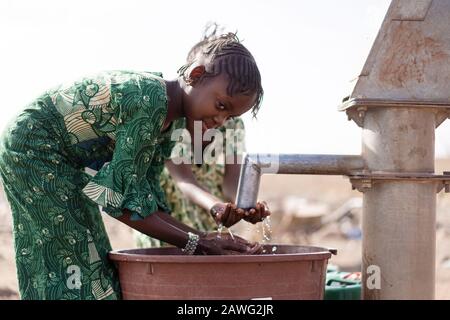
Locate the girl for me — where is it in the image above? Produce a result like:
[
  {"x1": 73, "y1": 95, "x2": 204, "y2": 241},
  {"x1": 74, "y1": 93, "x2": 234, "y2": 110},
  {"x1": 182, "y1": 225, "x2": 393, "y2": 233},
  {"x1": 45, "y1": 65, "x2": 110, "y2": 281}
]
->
[
  {"x1": 136, "y1": 28, "x2": 270, "y2": 248},
  {"x1": 0, "y1": 33, "x2": 264, "y2": 300}
]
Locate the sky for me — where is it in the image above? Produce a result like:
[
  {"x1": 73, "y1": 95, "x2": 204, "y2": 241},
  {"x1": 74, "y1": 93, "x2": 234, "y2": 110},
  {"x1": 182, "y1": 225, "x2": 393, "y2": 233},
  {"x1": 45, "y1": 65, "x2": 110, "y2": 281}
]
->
[{"x1": 2, "y1": 0, "x2": 450, "y2": 157}]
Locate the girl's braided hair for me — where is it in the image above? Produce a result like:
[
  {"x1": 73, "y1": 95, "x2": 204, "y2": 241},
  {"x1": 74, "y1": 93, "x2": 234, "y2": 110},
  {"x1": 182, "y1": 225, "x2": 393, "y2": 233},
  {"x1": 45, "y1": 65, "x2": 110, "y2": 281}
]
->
[{"x1": 178, "y1": 26, "x2": 263, "y2": 118}]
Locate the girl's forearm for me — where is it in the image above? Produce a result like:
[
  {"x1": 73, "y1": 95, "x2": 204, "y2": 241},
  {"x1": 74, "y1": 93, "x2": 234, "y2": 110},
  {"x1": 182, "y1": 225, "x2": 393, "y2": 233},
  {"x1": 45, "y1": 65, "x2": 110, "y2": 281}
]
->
[
  {"x1": 156, "y1": 210, "x2": 204, "y2": 235},
  {"x1": 166, "y1": 160, "x2": 222, "y2": 211},
  {"x1": 116, "y1": 209, "x2": 204, "y2": 247},
  {"x1": 176, "y1": 180, "x2": 222, "y2": 211}
]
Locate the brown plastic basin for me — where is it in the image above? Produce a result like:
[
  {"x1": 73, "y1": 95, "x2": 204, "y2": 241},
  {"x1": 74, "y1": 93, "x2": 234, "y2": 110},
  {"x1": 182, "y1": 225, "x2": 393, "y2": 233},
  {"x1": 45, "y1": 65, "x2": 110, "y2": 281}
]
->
[{"x1": 109, "y1": 245, "x2": 334, "y2": 300}]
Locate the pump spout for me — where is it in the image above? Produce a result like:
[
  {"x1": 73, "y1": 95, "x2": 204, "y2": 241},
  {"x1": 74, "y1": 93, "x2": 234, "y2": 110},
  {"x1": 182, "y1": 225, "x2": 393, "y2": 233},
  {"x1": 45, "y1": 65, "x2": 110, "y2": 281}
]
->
[{"x1": 236, "y1": 153, "x2": 365, "y2": 209}]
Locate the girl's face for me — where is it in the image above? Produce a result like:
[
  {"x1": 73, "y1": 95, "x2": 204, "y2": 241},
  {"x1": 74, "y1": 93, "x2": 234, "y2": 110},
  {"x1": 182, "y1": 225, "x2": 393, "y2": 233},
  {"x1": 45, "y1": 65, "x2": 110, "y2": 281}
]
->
[{"x1": 182, "y1": 67, "x2": 257, "y2": 136}]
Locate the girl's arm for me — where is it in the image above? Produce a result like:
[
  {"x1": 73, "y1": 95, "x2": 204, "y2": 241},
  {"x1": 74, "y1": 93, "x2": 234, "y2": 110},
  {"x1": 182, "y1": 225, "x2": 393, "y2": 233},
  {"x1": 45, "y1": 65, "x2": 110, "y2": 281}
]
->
[
  {"x1": 117, "y1": 209, "x2": 202, "y2": 248},
  {"x1": 165, "y1": 159, "x2": 222, "y2": 212},
  {"x1": 165, "y1": 159, "x2": 248, "y2": 227},
  {"x1": 116, "y1": 209, "x2": 258, "y2": 254}
]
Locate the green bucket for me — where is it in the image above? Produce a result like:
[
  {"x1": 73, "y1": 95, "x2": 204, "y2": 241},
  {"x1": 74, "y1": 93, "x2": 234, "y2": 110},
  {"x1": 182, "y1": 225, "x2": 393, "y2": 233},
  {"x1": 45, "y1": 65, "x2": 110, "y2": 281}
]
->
[{"x1": 324, "y1": 268, "x2": 361, "y2": 300}]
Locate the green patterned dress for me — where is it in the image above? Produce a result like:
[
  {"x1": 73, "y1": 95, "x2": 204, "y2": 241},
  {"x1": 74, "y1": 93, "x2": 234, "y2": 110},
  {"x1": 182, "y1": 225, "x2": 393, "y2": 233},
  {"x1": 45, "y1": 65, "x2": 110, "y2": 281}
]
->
[
  {"x1": 0, "y1": 71, "x2": 177, "y2": 300},
  {"x1": 135, "y1": 117, "x2": 246, "y2": 248}
]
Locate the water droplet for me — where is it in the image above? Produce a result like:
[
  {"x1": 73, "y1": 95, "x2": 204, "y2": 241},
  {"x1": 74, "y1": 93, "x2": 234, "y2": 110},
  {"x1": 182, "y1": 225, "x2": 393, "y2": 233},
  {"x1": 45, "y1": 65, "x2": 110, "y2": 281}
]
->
[
  {"x1": 216, "y1": 224, "x2": 223, "y2": 238},
  {"x1": 260, "y1": 215, "x2": 273, "y2": 245}
]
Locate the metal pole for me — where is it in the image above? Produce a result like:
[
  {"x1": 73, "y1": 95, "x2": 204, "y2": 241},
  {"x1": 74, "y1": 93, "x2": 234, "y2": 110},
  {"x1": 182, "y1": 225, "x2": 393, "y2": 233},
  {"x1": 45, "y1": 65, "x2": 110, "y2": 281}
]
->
[
  {"x1": 236, "y1": 154, "x2": 365, "y2": 209},
  {"x1": 361, "y1": 107, "x2": 436, "y2": 299}
]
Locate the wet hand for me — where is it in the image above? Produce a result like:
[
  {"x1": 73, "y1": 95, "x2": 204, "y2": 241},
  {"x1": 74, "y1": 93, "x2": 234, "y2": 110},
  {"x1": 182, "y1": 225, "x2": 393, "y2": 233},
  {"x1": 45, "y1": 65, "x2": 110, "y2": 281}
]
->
[
  {"x1": 210, "y1": 203, "x2": 246, "y2": 228},
  {"x1": 243, "y1": 201, "x2": 271, "y2": 224},
  {"x1": 197, "y1": 232, "x2": 263, "y2": 255}
]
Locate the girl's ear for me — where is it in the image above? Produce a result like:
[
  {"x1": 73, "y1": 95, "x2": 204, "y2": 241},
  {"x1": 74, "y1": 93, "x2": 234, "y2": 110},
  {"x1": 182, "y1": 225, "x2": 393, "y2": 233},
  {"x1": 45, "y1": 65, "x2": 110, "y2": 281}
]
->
[{"x1": 187, "y1": 65, "x2": 206, "y2": 85}]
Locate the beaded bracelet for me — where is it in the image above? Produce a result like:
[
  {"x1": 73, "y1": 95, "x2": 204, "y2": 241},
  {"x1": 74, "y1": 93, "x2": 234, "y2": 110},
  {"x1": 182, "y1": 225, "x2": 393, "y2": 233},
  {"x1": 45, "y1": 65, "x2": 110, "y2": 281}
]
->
[{"x1": 181, "y1": 232, "x2": 200, "y2": 255}]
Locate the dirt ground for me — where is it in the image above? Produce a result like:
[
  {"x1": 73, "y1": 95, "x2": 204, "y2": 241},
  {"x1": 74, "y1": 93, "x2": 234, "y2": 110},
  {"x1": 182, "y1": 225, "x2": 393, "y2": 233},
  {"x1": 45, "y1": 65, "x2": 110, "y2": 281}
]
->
[{"x1": 1, "y1": 160, "x2": 450, "y2": 300}]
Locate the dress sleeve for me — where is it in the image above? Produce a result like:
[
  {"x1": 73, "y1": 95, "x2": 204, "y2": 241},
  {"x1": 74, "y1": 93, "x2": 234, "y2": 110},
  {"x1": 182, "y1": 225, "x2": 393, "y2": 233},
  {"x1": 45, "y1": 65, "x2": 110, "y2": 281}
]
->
[{"x1": 82, "y1": 74, "x2": 169, "y2": 220}]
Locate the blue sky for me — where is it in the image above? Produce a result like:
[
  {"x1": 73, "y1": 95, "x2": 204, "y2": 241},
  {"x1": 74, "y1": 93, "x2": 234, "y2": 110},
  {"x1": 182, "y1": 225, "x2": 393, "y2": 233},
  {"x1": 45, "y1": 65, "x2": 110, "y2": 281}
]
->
[{"x1": 3, "y1": 0, "x2": 449, "y2": 157}]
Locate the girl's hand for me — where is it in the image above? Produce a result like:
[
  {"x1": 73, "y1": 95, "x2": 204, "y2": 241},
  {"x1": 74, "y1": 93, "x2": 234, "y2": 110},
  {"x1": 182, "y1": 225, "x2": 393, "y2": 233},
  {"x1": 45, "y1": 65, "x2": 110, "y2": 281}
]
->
[
  {"x1": 197, "y1": 232, "x2": 263, "y2": 255},
  {"x1": 243, "y1": 201, "x2": 271, "y2": 224},
  {"x1": 210, "y1": 203, "x2": 246, "y2": 228}
]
